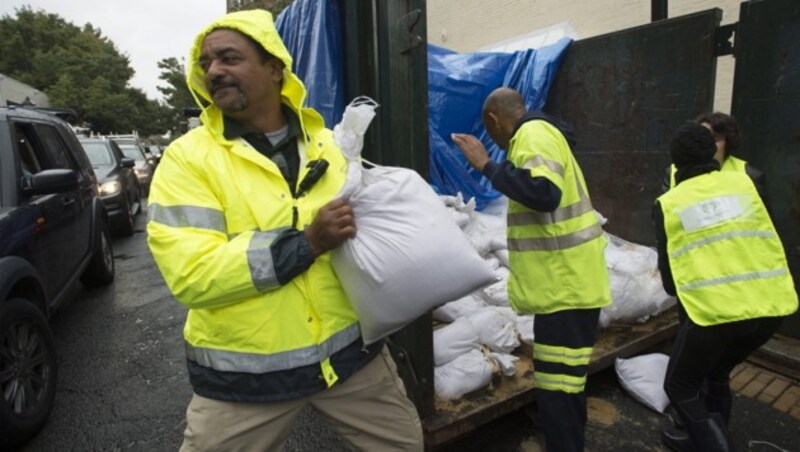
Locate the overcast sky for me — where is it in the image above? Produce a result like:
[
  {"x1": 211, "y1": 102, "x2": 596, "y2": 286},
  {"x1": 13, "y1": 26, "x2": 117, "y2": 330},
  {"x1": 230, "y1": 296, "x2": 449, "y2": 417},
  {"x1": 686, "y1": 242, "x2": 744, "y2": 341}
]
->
[{"x1": 0, "y1": 1, "x2": 227, "y2": 100}]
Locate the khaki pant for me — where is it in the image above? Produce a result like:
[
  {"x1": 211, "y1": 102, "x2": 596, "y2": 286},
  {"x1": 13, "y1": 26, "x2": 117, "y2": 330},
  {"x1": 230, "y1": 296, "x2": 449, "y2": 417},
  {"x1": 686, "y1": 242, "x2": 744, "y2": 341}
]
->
[{"x1": 180, "y1": 346, "x2": 424, "y2": 451}]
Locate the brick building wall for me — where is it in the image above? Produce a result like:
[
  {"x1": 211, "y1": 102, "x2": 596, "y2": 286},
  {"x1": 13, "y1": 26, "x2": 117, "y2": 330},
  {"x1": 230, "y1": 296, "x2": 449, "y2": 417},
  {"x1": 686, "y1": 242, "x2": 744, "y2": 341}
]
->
[{"x1": 427, "y1": 0, "x2": 741, "y2": 112}]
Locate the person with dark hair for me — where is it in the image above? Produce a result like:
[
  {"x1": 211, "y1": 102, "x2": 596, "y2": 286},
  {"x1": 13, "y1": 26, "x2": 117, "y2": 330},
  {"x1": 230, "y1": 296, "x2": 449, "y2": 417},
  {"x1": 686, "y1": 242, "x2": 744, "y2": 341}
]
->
[
  {"x1": 146, "y1": 9, "x2": 422, "y2": 451},
  {"x1": 653, "y1": 122, "x2": 797, "y2": 451},
  {"x1": 452, "y1": 87, "x2": 611, "y2": 452},
  {"x1": 660, "y1": 112, "x2": 766, "y2": 197}
]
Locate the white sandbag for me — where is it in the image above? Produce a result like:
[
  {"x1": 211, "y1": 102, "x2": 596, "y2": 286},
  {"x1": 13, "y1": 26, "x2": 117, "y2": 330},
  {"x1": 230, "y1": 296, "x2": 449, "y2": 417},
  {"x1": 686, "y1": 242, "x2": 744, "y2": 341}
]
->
[
  {"x1": 489, "y1": 351, "x2": 520, "y2": 377},
  {"x1": 466, "y1": 307, "x2": 520, "y2": 353},
  {"x1": 332, "y1": 99, "x2": 495, "y2": 344},
  {"x1": 477, "y1": 278, "x2": 509, "y2": 307},
  {"x1": 447, "y1": 208, "x2": 473, "y2": 229},
  {"x1": 515, "y1": 314, "x2": 535, "y2": 344},
  {"x1": 484, "y1": 255, "x2": 501, "y2": 272},
  {"x1": 462, "y1": 209, "x2": 507, "y2": 256},
  {"x1": 600, "y1": 233, "x2": 676, "y2": 328},
  {"x1": 492, "y1": 264, "x2": 510, "y2": 282},
  {"x1": 433, "y1": 317, "x2": 481, "y2": 366},
  {"x1": 494, "y1": 248, "x2": 510, "y2": 268},
  {"x1": 433, "y1": 293, "x2": 488, "y2": 323},
  {"x1": 615, "y1": 353, "x2": 671, "y2": 413},
  {"x1": 434, "y1": 349, "x2": 494, "y2": 400}
]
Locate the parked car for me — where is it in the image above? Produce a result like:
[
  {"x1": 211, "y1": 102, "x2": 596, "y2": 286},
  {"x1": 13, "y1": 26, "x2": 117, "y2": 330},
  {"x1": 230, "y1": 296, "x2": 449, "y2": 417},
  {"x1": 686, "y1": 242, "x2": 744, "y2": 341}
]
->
[
  {"x1": 109, "y1": 138, "x2": 154, "y2": 196},
  {"x1": 79, "y1": 137, "x2": 142, "y2": 236},
  {"x1": 145, "y1": 144, "x2": 163, "y2": 166},
  {"x1": 0, "y1": 106, "x2": 115, "y2": 448}
]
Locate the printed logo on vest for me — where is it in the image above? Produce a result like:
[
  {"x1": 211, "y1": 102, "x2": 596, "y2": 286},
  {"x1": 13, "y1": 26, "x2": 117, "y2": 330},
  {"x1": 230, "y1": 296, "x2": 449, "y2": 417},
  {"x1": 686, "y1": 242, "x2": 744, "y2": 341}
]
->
[{"x1": 679, "y1": 195, "x2": 744, "y2": 232}]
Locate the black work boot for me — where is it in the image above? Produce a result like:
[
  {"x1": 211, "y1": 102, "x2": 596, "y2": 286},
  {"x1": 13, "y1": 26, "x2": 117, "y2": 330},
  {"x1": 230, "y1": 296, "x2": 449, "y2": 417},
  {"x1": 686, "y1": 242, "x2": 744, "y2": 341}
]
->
[
  {"x1": 705, "y1": 395, "x2": 733, "y2": 425},
  {"x1": 660, "y1": 428, "x2": 692, "y2": 452},
  {"x1": 673, "y1": 393, "x2": 733, "y2": 429},
  {"x1": 684, "y1": 413, "x2": 733, "y2": 452}
]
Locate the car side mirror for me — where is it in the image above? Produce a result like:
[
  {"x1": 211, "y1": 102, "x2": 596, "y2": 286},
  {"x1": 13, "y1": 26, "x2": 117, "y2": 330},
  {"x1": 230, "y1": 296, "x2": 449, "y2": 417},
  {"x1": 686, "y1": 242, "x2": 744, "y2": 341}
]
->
[
  {"x1": 22, "y1": 169, "x2": 80, "y2": 195},
  {"x1": 120, "y1": 158, "x2": 136, "y2": 168}
]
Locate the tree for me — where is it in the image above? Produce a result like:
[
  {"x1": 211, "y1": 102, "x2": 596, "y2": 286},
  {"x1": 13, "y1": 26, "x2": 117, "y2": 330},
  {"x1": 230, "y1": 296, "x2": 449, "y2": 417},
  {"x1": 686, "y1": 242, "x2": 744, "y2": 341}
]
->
[
  {"x1": 157, "y1": 57, "x2": 197, "y2": 136},
  {"x1": 0, "y1": 7, "x2": 169, "y2": 134}
]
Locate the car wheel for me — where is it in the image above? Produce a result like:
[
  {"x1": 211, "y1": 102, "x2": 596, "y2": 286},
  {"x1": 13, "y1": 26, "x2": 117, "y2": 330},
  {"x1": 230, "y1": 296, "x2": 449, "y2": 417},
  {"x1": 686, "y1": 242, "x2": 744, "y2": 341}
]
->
[
  {"x1": 0, "y1": 298, "x2": 58, "y2": 449},
  {"x1": 80, "y1": 220, "x2": 115, "y2": 287},
  {"x1": 117, "y1": 197, "x2": 135, "y2": 237},
  {"x1": 131, "y1": 187, "x2": 142, "y2": 217}
]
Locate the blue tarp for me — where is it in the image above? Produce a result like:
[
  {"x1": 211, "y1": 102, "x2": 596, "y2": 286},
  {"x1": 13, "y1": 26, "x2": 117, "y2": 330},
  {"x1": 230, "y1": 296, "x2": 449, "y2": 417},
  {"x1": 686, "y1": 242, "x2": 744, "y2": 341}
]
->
[
  {"x1": 277, "y1": 0, "x2": 571, "y2": 210},
  {"x1": 276, "y1": 0, "x2": 345, "y2": 127},
  {"x1": 427, "y1": 40, "x2": 571, "y2": 209}
]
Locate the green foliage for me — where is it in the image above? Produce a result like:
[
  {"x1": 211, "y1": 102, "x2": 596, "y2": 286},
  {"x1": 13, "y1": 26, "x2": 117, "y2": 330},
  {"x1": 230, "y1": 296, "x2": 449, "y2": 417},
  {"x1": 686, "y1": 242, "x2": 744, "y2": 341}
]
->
[
  {"x1": 0, "y1": 7, "x2": 169, "y2": 135},
  {"x1": 157, "y1": 56, "x2": 197, "y2": 136}
]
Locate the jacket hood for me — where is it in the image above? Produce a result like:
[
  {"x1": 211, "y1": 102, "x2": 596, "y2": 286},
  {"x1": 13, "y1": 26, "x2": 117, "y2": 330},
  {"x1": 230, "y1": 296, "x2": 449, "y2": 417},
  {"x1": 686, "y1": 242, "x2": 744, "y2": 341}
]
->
[{"x1": 186, "y1": 9, "x2": 325, "y2": 139}]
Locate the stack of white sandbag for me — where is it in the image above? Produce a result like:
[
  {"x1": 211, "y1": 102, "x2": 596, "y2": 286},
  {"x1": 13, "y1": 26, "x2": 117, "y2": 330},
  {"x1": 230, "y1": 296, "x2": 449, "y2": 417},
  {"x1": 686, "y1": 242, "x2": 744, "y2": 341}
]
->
[
  {"x1": 432, "y1": 193, "x2": 675, "y2": 400},
  {"x1": 601, "y1": 234, "x2": 676, "y2": 328},
  {"x1": 432, "y1": 195, "x2": 532, "y2": 400}
]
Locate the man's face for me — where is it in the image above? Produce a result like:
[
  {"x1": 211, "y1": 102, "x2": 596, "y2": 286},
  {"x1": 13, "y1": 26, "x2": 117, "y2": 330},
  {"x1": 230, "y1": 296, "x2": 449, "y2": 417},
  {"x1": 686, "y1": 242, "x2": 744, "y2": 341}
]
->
[
  {"x1": 483, "y1": 112, "x2": 510, "y2": 150},
  {"x1": 700, "y1": 121, "x2": 725, "y2": 156},
  {"x1": 198, "y1": 29, "x2": 283, "y2": 120}
]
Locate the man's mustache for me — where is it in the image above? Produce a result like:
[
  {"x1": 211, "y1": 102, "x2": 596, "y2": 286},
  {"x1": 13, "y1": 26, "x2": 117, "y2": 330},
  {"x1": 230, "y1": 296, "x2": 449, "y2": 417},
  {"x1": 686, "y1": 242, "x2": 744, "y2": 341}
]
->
[{"x1": 210, "y1": 79, "x2": 239, "y2": 95}]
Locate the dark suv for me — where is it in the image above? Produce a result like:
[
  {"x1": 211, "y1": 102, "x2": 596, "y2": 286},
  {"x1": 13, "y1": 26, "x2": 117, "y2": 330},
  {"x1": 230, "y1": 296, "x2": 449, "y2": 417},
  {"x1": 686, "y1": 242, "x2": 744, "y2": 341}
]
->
[
  {"x1": 0, "y1": 106, "x2": 115, "y2": 448},
  {"x1": 79, "y1": 137, "x2": 142, "y2": 236}
]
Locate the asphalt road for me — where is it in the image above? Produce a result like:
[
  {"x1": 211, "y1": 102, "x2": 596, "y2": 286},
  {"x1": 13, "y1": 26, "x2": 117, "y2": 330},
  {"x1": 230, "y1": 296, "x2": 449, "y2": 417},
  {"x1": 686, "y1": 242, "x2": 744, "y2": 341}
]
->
[{"x1": 20, "y1": 203, "x2": 799, "y2": 451}]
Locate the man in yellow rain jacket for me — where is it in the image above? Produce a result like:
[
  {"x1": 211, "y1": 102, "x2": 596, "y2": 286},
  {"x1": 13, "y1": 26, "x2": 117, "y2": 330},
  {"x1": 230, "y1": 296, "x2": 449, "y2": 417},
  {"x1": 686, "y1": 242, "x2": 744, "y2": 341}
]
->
[
  {"x1": 654, "y1": 123, "x2": 797, "y2": 451},
  {"x1": 453, "y1": 87, "x2": 611, "y2": 452},
  {"x1": 146, "y1": 10, "x2": 422, "y2": 451}
]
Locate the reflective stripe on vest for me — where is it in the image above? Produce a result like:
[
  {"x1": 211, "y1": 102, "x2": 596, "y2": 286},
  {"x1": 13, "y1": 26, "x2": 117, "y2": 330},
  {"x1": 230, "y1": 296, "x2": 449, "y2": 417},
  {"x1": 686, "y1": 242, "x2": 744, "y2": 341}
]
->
[
  {"x1": 508, "y1": 176, "x2": 593, "y2": 226},
  {"x1": 671, "y1": 230, "x2": 777, "y2": 258},
  {"x1": 186, "y1": 323, "x2": 360, "y2": 374},
  {"x1": 679, "y1": 269, "x2": 789, "y2": 292},
  {"x1": 521, "y1": 154, "x2": 564, "y2": 175},
  {"x1": 658, "y1": 171, "x2": 798, "y2": 325},
  {"x1": 509, "y1": 222, "x2": 603, "y2": 251}
]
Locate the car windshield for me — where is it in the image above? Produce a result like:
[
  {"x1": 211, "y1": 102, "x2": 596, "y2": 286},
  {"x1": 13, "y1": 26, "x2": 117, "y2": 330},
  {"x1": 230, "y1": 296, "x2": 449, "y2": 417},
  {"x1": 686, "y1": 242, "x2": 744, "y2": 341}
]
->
[
  {"x1": 80, "y1": 142, "x2": 114, "y2": 167},
  {"x1": 119, "y1": 145, "x2": 144, "y2": 161}
]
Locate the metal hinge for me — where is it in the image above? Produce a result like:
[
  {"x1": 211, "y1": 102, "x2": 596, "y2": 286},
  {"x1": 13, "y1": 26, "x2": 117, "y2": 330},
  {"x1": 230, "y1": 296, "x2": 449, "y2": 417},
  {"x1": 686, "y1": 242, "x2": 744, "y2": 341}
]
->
[
  {"x1": 715, "y1": 23, "x2": 737, "y2": 57},
  {"x1": 398, "y1": 9, "x2": 423, "y2": 54}
]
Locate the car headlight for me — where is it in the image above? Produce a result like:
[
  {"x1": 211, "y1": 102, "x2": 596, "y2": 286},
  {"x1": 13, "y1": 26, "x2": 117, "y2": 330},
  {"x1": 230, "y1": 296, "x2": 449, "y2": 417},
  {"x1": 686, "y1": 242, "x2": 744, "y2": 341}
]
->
[{"x1": 99, "y1": 181, "x2": 121, "y2": 195}]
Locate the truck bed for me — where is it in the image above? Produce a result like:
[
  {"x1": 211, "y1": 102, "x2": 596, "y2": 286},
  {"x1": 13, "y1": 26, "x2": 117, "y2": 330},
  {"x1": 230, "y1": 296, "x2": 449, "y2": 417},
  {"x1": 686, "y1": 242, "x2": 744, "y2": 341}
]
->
[{"x1": 423, "y1": 308, "x2": 679, "y2": 447}]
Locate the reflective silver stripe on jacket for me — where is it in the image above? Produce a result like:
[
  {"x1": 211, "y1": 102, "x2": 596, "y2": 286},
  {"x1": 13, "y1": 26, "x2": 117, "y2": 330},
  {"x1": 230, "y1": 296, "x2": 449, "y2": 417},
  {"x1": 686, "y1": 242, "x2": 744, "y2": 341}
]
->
[
  {"x1": 522, "y1": 155, "x2": 564, "y2": 176},
  {"x1": 671, "y1": 230, "x2": 777, "y2": 258},
  {"x1": 186, "y1": 323, "x2": 361, "y2": 373},
  {"x1": 508, "y1": 183, "x2": 593, "y2": 226},
  {"x1": 247, "y1": 229, "x2": 288, "y2": 291},
  {"x1": 679, "y1": 269, "x2": 789, "y2": 292},
  {"x1": 149, "y1": 203, "x2": 227, "y2": 233},
  {"x1": 508, "y1": 222, "x2": 603, "y2": 251}
]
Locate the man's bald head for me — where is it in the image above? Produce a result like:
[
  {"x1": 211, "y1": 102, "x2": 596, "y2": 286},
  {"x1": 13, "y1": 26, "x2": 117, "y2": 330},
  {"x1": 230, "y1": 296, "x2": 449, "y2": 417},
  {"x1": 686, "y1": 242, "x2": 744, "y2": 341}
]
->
[
  {"x1": 481, "y1": 87, "x2": 527, "y2": 150},
  {"x1": 482, "y1": 87, "x2": 526, "y2": 119}
]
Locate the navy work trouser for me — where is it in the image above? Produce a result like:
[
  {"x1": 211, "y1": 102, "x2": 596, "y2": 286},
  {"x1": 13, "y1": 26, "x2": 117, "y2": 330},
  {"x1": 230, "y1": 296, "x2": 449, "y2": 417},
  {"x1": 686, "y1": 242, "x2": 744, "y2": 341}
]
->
[{"x1": 533, "y1": 308, "x2": 601, "y2": 452}]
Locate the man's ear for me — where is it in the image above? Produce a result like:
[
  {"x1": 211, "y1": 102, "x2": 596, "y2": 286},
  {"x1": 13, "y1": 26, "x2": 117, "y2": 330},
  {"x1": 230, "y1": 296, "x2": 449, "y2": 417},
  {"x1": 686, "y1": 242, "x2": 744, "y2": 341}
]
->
[
  {"x1": 268, "y1": 59, "x2": 284, "y2": 82},
  {"x1": 487, "y1": 111, "x2": 500, "y2": 128}
]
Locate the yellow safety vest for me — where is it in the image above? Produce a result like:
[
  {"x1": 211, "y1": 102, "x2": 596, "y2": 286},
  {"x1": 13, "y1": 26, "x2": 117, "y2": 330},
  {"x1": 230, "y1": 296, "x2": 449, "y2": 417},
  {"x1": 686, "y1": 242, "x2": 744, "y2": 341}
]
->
[
  {"x1": 669, "y1": 155, "x2": 748, "y2": 188},
  {"x1": 658, "y1": 171, "x2": 798, "y2": 325},
  {"x1": 506, "y1": 120, "x2": 611, "y2": 314},
  {"x1": 147, "y1": 10, "x2": 358, "y2": 388}
]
